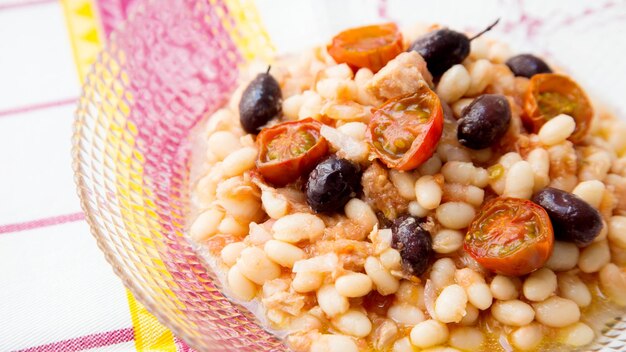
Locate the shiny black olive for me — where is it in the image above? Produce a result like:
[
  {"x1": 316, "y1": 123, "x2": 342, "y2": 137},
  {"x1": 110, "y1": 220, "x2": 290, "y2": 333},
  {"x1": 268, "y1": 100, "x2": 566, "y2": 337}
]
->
[
  {"x1": 505, "y1": 54, "x2": 552, "y2": 78},
  {"x1": 306, "y1": 157, "x2": 361, "y2": 213},
  {"x1": 239, "y1": 71, "x2": 282, "y2": 134},
  {"x1": 391, "y1": 215, "x2": 433, "y2": 276},
  {"x1": 409, "y1": 29, "x2": 470, "y2": 77},
  {"x1": 457, "y1": 94, "x2": 511, "y2": 149},
  {"x1": 532, "y1": 187, "x2": 603, "y2": 247}
]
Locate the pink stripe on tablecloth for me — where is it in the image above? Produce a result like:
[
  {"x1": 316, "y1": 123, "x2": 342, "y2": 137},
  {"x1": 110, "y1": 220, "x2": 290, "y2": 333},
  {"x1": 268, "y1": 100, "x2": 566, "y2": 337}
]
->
[
  {"x1": 174, "y1": 336, "x2": 193, "y2": 352},
  {"x1": 0, "y1": 97, "x2": 77, "y2": 118},
  {"x1": 15, "y1": 327, "x2": 135, "y2": 352},
  {"x1": 0, "y1": 212, "x2": 85, "y2": 235},
  {"x1": 0, "y1": 0, "x2": 58, "y2": 12}
]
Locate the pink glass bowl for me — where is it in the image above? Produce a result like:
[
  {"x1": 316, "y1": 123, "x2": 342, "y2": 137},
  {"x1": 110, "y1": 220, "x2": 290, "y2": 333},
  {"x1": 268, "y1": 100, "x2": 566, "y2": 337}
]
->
[{"x1": 73, "y1": 0, "x2": 626, "y2": 350}]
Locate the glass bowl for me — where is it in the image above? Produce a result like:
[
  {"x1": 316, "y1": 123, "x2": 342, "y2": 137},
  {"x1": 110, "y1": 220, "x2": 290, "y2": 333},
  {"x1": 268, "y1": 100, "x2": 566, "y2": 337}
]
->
[{"x1": 72, "y1": 0, "x2": 626, "y2": 350}]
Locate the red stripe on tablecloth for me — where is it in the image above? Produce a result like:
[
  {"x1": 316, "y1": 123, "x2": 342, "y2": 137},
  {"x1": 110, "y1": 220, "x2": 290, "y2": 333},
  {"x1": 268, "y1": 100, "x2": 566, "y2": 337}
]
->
[
  {"x1": 0, "y1": 212, "x2": 85, "y2": 234},
  {"x1": 0, "y1": 0, "x2": 58, "y2": 11},
  {"x1": 0, "y1": 97, "x2": 77, "y2": 118},
  {"x1": 15, "y1": 327, "x2": 135, "y2": 352}
]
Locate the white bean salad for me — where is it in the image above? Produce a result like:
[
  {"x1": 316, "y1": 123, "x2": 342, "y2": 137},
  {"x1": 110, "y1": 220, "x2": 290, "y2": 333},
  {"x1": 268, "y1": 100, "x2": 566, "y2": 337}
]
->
[{"x1": 189, "y1": 21, "x2": 626, "y2": 351}]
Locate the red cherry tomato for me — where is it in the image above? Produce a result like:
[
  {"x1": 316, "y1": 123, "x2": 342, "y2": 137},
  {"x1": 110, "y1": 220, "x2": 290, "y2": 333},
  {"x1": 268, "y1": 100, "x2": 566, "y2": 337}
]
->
[
  {"x1": 327, "y1": 23, "x2": 404, "y2": 73},
  {"x1": 256, "y1": 118, "x2": 328, "y2": 186},
  {"x1": 366, "y1": 85, "x2": 444, "y2": 171},
  {"x1": 523, "y1": 73, "x2": 593, "y2": 143},
  {"x1": 464, "y1": 197, "x2": 554, "y2": 276}
]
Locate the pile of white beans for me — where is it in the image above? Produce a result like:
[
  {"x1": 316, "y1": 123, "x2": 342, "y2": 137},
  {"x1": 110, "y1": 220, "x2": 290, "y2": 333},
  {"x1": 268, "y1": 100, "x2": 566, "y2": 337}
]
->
[{"x1": 188, "y1": 25, "x2": 626, "y2": 352}]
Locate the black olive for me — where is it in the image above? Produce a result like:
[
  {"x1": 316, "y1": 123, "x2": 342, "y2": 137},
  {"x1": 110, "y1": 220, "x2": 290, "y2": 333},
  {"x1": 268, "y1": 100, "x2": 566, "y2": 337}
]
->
[
  {"x1": 409, "y1": 29, "x2": 470, "y2": 77},
  {"x1": 457, "y1": 94, "x2": 511, "y2": 149},
  {"x1": 391, "y1": 215, "x2": 433, "y2": 276},
  {"x1": 239, "y1": 71, "x2": 282, "y2": 134},
  {"x1": 306, "y1": 157, "x2": 361, "y2": 213},
  {"x1": 532, "y1": 187, "x2": 603, "y2": 247},
  {"x1": 505, "y1": 54, "x2": 552, "y2": 78}
]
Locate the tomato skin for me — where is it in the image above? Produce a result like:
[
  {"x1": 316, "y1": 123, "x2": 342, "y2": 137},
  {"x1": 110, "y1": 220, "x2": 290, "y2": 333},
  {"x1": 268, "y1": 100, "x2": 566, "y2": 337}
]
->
[
  {"x1": 327, "y1": 23, "x2": 404, "y2": 73},
  {"x1": 256, "y1": 118, "x2": 329, "y2": 186},
  {"x1": 522, "y1": 73, "x2": 593, "y2": 143},
  {"x1": 464, "y1": 197, "x2": 554, "y2": 276},
  {"x1": 366, "y1": 85, "x2": 444, "y2": 171}
]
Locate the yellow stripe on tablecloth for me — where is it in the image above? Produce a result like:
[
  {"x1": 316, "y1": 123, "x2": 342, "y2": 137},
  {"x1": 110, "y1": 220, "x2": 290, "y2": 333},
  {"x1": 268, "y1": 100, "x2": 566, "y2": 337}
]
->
[
  {"x1": 62, "y1": 1, "x2": 178, "y2": 351},
  {"x1": 222, "y1": 0, "x2": 275, "y2": 63},
  {"x1": 61, "y1": 0, "x2": 103, "y2": 83}
]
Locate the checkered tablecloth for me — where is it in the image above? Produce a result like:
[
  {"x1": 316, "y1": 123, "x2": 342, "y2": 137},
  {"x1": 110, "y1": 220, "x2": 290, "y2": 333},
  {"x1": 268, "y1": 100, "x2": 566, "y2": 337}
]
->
[{"x1": 1, "y1": 0, "x2": 624, "y2": 351}]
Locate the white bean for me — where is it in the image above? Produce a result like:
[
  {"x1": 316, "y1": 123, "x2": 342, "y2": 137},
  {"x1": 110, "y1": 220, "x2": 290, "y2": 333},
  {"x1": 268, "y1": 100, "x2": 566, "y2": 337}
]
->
[
  {"x1": 221, "y1": 147, "x2": 257, "y2": 177},
  {"x1": 392, "y1": 337, "x2": 414, "y2": 352},
  {"x1": 533, "y1": 296, "x2": 580, "y2": 327},
  {"x1": 388, "y1": 303, "x2": 425, "y2": 325},
  {"x1": 335, "y1": 273, "x2": 373, "y2": 298},
  {"x1": 578, "y1": 240, "x2": 610, "y2": 273},
  {"x1": 337, "y1": 122, "x2": 367, "y2": 141},
  {"x1": 236, "y1": 247, "x2": 281, "y2": 285},
  {"x1": 292, "y1": 271, "x2": 323, "y2": 293},
  {"x1": 227, "y1": 265, "x2": 256, "y2": 301},
  {"x1": 459, "y1": 304, "x2": 479, "y2": 326},
  {"x1": 379, "y1": 248, "x2": 402, "y2": 270},
  {"x1": 390, "y1": 170, "x2": 418, "y2": 200},
  {"x1": 311, "y1": 334, "x2": 358, "y2": 352},
  {"x1": 345, "y1": 198, "x2": 378, "y2": 232},
  {"x1": 557, "y1": 273, "x2": 591, "y2": 307},
  {"x1": 218, "y1": 216, "x2": 248, "y2": 237},
  {"x1": 272, "y1": 213, "x2": 325, "y2": 243},
  {"x1": 449, "y1": 327, "x2": 485, "y2": 352},
  {"x1": 221, "y1": 242, "x2": 246, "y2": 267},
  {"x1": 418, "y1": 155, "x2": 443, "y2": 175},
  {"x1": 608, "y1": 216, "x2": 626, "y2": 249},
  {"x1": 572, "y1": 180, "x2": 605, "y2": 209},
  {"x1": 365, "y1": 256, "x2": 399, "y2": 295},
  {"x1": 332, "y1": 309, "x2": 372, "y2": 337},
  {"x1": 282, "y1": 94, "x2": 305, "y2": 119},
  {"x1": 396, "y1": 281, "x2": 426, "y2": 309},
  {"x1": 317, "y1": 284, "x2": 350, "y2": 317},
  {"x1": 465, "y1": 59, "x2": 493, "y2": 96},
  {"x1": 558, "y1": 322, "x2": 594, "y2": 347},
  {"x1": 527, "y1": 148, "x2": 550, "y2": 192},
  {"x1": 452, "y1": 98, "x2": 474, "y2": 119},
  {"x1": 599, "y1": 263, "x2": 626, "y2": 306},
  {"x1": 190, "y1": 208, "x2": 224, "y2": 241},
  {"x1": 490, "y1": 275, "x2": 519, "y2": 300},
  {"x1": 410, "y1": 320, "x2": 449, "y2": 348},
  {"x1": 504, "y1": 160, "x2": 534, "y2": 199},
  {"x1": 523, "y1": 268, "x2": 557, "y2": 302},
  {"x1": 263, "y1": 240, "x2": 305, "y2": 268},
  {"x1": 491, "y1": 300, "x2": 535, "y2": 326},
  {"x1": 545, "y1": 241, "x2": 579, "y2": 271},
  {"x1": 208, "y1": 131, "x2": 242, "y2": 160},
  {"x1": 415, "y1": 175, "x2": 443, "y2": 209},
  {"x1": 467, "y1": 283, "x2": 493, "y2": 310},
  {"x1": 488, "y1": 42, "x2": 512, "y2": 63},
  {"x1": 408, "y1": 201, "x2": 430, "y2": 217},
  {"x1": 538, "y1": 114, "x2": 576, "y2": 146},
  {"x1": 437, "y1": 64, "x2": 471, "y2": 103},
  {"x1": 510, "y1": 323, "x2": 543, "y2": 351},
  {"x1": 261, "y1": 190, "x2": 289, "y2": 219},
  {"x1": 441, "y1": 161, "x2": 477, "y2": 185},
  {"x1": 435, "y1": 284, "x2": 468, "y2": 323},
  {"x1": 430, "y1": 258, "x2": 457, "y2": 290},
  {"x1": 432, "y1": 229, "x2": 464, "y2": 254},
  {"x1": 436, "y1": 202, "x2": 476, "y2": 230}
]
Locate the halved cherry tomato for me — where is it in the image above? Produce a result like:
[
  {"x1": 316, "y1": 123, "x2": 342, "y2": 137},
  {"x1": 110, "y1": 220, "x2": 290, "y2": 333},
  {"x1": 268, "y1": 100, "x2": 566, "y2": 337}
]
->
[
  {"x1": 464, "y1": 197, "x2": 554, "y2": 276},
  {"x1": 327, "y1": 23, "x2": 404, "y2": 73},
  {"x1": 523, "y1": 73, "x2": 593, "y2": 142},
  {"x1": 366, "y1": 85, "x2": 444, "y2": 170},
  {"x1": 256, "y1": 118, "x2": 328, "y2": 186}
]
